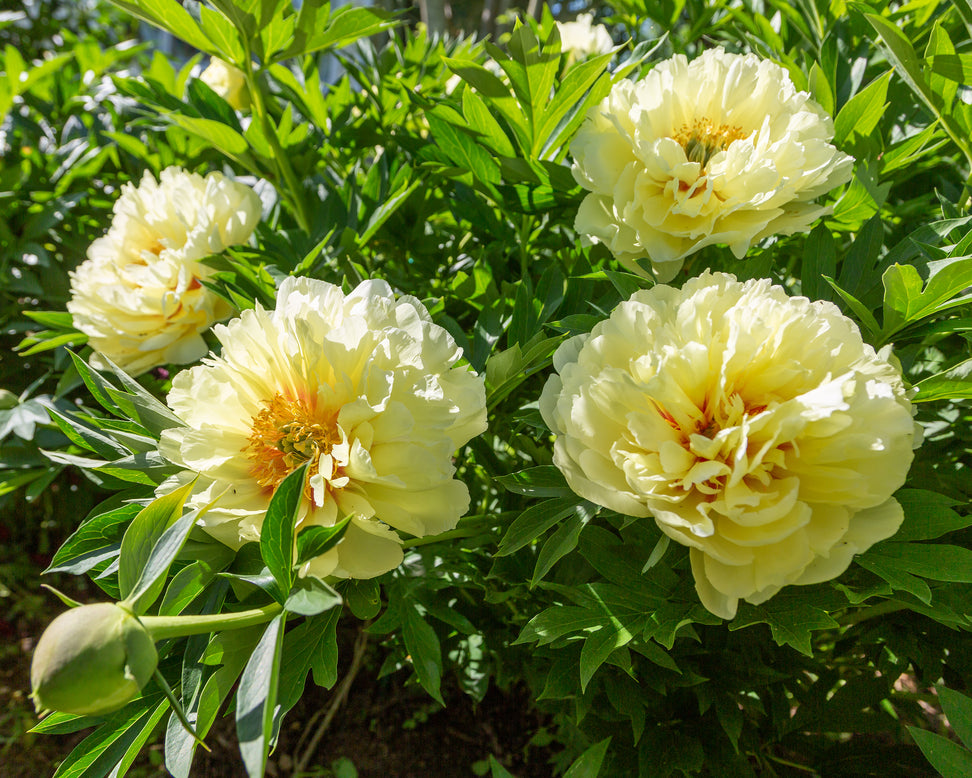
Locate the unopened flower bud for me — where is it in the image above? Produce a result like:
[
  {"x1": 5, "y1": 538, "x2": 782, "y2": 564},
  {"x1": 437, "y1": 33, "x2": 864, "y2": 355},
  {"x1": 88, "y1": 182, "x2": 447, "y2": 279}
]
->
[{"x1": 30, "y1": 603, "x2": 158, "y2": 716}]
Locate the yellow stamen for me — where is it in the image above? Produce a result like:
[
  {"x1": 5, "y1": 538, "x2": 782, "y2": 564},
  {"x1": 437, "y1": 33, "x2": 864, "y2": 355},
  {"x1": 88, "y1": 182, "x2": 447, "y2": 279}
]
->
[
  {"x1": 672, "y1": 119, "x2": 747, "y2": 168},
  {"x1": 243, "y1": 394, "x2": 339, "y2": 492}
]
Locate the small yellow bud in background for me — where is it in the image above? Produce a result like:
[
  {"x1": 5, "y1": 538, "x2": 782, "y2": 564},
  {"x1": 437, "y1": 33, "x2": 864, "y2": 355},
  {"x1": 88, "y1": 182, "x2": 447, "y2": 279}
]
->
[
  {"x1": 30, "y1": 603, "x2": 158, "y2": 716},
  {"x1": 200, "y1": 57, "x2": 251, "y2": 111}
]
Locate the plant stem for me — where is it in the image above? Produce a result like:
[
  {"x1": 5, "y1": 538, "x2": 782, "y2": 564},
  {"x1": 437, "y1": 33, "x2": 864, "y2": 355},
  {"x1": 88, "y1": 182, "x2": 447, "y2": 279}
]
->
[
  {"x1": 140, "y1": 602, "x2": 282, "y2": 641},
  {"x1": 838, "y1": 599, "x2": 909, "y2": 628},
  {"x1": 402, "y1": 526, "x2": 487, "y2": 548},
  {"x1": 241, "y1": 53, "x2": 312, "y2": 234}
]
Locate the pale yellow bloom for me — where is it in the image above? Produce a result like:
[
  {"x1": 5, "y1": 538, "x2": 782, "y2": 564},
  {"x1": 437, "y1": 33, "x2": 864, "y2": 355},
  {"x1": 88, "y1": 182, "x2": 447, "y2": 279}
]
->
[
  {"x1": 68, "y1": 167, "x2": 261, "y2": 375},
  {"x1": 571, "y1": 48, "x2": 854, "y2": 282},
  {"x1": 539, "y1": 272, "x2": 919, "y2": 619},
  {"x1": 200, "y1": 57, "x2": 250, "y2": 111},
  {"x1": 557, "y1": 13, "x2": 614, "y2": 61},
  {"x1": 158, "y1": 276, "x2": 487, "y2": 580}
]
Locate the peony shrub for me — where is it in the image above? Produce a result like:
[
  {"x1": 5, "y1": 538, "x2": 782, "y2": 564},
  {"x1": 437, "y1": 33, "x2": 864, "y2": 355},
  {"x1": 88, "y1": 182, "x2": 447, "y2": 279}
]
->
[{"x1": 11, "y1": 4, "x2": 972, "y2": 778}]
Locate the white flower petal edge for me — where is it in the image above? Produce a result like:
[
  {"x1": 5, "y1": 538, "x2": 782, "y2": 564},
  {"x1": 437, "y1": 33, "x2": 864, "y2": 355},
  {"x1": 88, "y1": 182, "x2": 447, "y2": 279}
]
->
[
  {"x1": 68, "y1": 167, "x2": 262, "y2": 375},
  {"x1": 158, "y1": 276, "x2": 488, "y2": 580},
  {"x1": 570, "y1": 48, "x2": 854, "y2": 282},
  {"x1": 539, "y1": 271, "x2": 920, "y2": 619},
  {"x1": 557, "y1": 13, "x2": 614, "y2": 62}
]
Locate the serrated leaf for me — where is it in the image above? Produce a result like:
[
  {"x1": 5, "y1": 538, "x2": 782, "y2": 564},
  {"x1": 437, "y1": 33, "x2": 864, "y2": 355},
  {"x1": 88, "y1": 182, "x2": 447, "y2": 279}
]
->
[
  {"x1": 894, "y1": 490, "x2": 970, "y2": 540},
  {"x1": 730, "y1": 592, "x2": 839, "y2": 656},
  {"x1": 284, "y1": 575, "x2": 342, "y2": 616}
]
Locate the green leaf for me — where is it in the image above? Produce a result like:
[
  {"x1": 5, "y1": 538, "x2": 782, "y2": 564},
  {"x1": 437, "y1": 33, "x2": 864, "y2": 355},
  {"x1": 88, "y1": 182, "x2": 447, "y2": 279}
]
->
[
  {"x1": 494, "y1": 466, "x2": 570, "y2": 498},
  {"x1": 882, "y1": 258, "x2": 972, "y2": 337},
  {"x1": 730, "y1": 591, "x2": 839, "y2": 656},
  {"x1": 236, "y1": 612, "x2": 287, "y2": 778},
  {"x1": 357, "y1": 177, "x2": 421, "y2": 246},
  {"x1": 488, "y1": 755, "x2": 517, "y2": 778},
  {"x1": 295, "y1": 517, "x2": 351, "y2": 565},
  {"x1": 462, "y1": 89, "x2": 516, "y2": 157},
  {"x1": 496, "y1": 497, "x2": 584, "y2": 556},
  {"x1": 580, "y1": 623, "x2": 632, "y2": 690},
  {"x1": 123, "y1": 498, "x2": 208, "y2": 614},
  {"x1": 402, "y1": 607, "x2": 444, "y2": 705},
  {"x1": 46, "y1": 503, "x2": 138, "y2": 574},
  {"x1": 118, "y1": 480, "x2": 195, "y2": 607},
  {"x1": 866, "y1": 542, "x2": 972, "y2": 583},
  {"x1": 260, "y1": 462, "x2": 308, "y2": 599},
  {"x1": 515, "y1": 605, "x2": 607, "y2": 646},
  {"x1": 276, "y1": 608, "x2": 341, "y2": 717},
  {"x1": 941, "y1": 687, "x2": 972, "y2": 750},
  {"x1": 426, "y1": 110, "x2": 501, "y2": 186},
  {"x1": 50, "y1": 694, "x2": 167, "y2": 778},
  {"x1": 915, "y1": 357, "x2": 972, "y2": 402},
  {"x1": 564, "y1": 737, "x2": 612, "y2": 778},
  {"x1": 909, "y1": 727, "x2": 972, "y2": 778},
  {"x1": 802, "y1": 223, "x2": 837, "y2": 301},
  {"x1": 532, "y1": 512, "x2": 585, "y2": 586},
  {"x1": 894, "y1": 490, "x2": 971, "y2": 541},
  {"x1": 158, "y1": 560, "x2": 218, "y2": 617},
  {"x1": 344, "y1": 578, "x2": 382, "y2": 620},
  {"x1": 105, "y1": 0, "x2": 211, "y2": 52},
  {"x1": 284, "y1": 575, "x2": 342, "y2": 616},
  {"x1": 166, "y1": 627, "x2": 261, "y2": 777},
  {"x1": 167, "y1": 113, "x2": 253, "y2": 163},
  {"x1": 862, "y1": 11, "x2": 972, "y2": 165},
  {"x1": 822, "y1": 276, "x2": 881, "y2": 335},
  {"x1": 834, "y1": 71, "x2": 891, "y2": 145},
  {"x1": 278, "y1": 4, "x2": 395, "y2": 61},
  {"x1": 856, "y1": 554, "x2": 932, "y2": 603},
  {"x1": 538, "y1": 50, "x2": 615, "y2": 159}
]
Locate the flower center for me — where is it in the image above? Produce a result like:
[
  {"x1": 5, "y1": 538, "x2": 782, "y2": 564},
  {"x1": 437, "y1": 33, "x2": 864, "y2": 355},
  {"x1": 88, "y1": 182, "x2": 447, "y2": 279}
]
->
[
  {"x1": 243, "y1": 394, "x2": 338, "y2": 491},
  {"x1": 672, "y1": 119, "x2": 747, "y2": 168}
]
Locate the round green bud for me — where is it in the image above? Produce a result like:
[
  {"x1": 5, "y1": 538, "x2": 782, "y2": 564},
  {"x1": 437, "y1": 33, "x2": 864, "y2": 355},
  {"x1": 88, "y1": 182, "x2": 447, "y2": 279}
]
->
[{"x1": 30, "y1": 603, "x2": 158, "y2": 716}]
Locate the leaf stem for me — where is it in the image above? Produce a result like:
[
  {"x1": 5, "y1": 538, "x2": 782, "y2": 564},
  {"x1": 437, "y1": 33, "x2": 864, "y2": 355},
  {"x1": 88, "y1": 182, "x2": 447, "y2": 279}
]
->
[{"x1": 141, "y1": 602, "x2": 282, "y2": 641}]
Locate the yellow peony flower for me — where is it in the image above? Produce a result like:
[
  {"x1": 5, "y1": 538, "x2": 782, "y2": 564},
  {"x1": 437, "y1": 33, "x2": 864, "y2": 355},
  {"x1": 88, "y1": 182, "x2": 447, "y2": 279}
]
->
[
  {"x1": 570, "y1": 48, "x2": 854, "y2": 282},
  {"x1": 199, "y1": 57, "x2": 250, "y2": 111},
  {"x1": 557, "y1": 13, "x2": 614, "y2": 62},
  {"x1": 68, "y1": 167, "x2": 262, "y2": 375},
  {"x1": 539, "y1": 272, "x2": 919, "y2": 619},
  {"x1": 158, "y1": 276, "x2": 487, "y2": 580}
]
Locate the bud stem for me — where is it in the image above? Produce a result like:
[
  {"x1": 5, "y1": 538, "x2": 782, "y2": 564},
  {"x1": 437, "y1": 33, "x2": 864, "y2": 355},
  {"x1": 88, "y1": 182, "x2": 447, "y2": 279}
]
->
[{"x1": 140, "y1": 602, "x2": 283, "y2": 641}]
